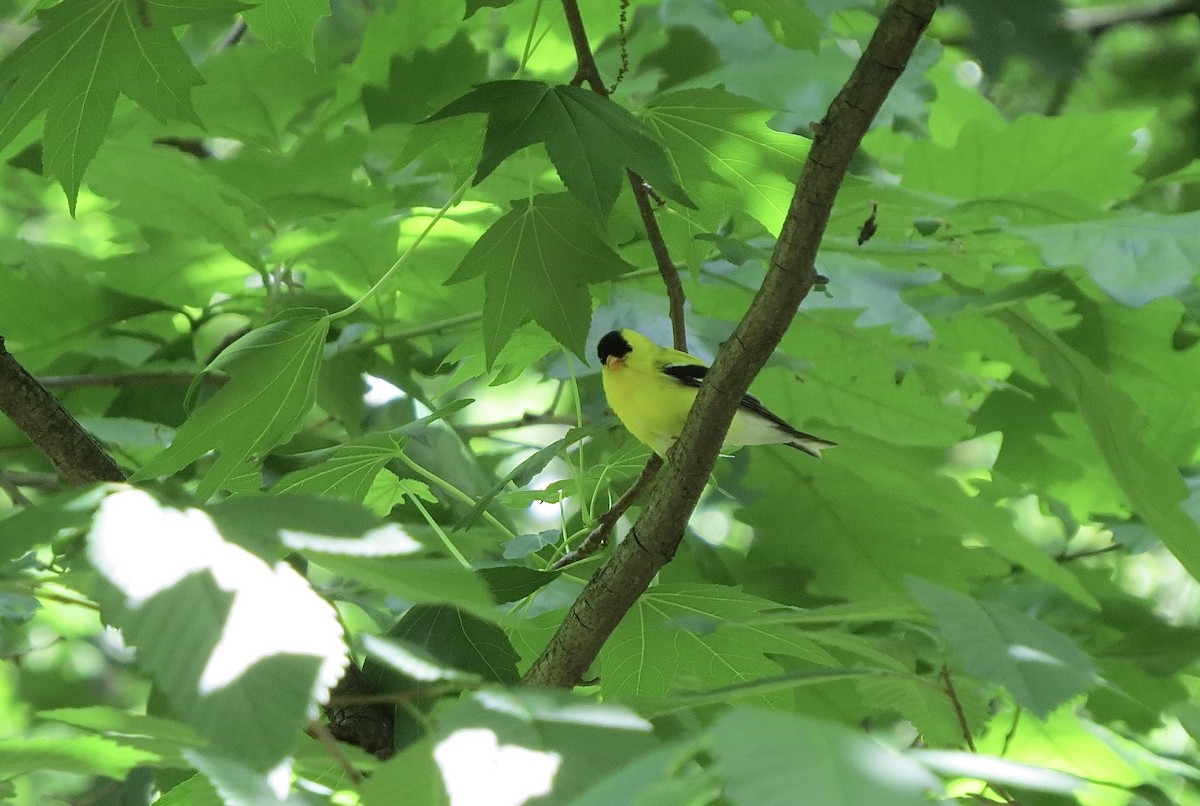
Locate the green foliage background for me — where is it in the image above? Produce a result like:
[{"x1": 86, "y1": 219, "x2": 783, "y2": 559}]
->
[{"x1": 1, "y1": 0, "x2": 1200, "y2": 804}]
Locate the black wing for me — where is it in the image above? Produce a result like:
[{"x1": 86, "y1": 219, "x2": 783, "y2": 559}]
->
[{"x1": 662, "y1": 362, "x2": 801, "y2": 437}]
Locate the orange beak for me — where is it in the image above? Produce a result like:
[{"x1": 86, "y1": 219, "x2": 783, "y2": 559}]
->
[{"x1": 604, "y1": 356, "x2": 624, "y2": 370}]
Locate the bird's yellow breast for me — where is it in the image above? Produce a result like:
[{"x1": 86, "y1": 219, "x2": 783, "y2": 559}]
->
[{"x1": 601, "y1": 360, "x2": 696, "y2": 456}]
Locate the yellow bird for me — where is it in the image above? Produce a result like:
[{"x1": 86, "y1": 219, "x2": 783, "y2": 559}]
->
[{"x1": 597, "y1": 329, "x2": 835, "y2": 458}]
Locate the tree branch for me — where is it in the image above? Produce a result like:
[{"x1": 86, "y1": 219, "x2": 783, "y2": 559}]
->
[
  {"x1": 552, "y1": 454, "x2": 661, "y2": 569},
  {"x1": 37, "y1": 371, "x2": 227, "y2": 390},
  {"x1": 0, "y1": 337, "x2": 126, "y2": 483},
  {"x1": 525, "y1": 0, "x2": 938, "y2": 687}
]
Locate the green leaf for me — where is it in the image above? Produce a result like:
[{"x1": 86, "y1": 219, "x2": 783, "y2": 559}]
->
[
  {"x1": 360, "y1": 740, "x2": 449, "y2": 806},
  {"x1": 568, "y1": 738, "x2": 718, "y2": 806},
  {"x1": 0, "y1": 735, "x2": 158, "y2": 778},
  {"x1": 427, "y1": 80, "x2": 693, "y2": 215},
  {"x1": 362, "y1": 32, "x2": 488, "y2": 127},
  {"x1": 477, "y1": 565, "x2": 560, "y2": 603},
  {"x1": 361, "y1": 633, "x2": 483, "y2": 683},
  {"x1": 711, "y1": 709, "x2": 940, "y2": 806},
  {"x1": 909, "y1": 579, "x2": 1099, "y2": 718},
  {"x1": 0, "y1": 485, "x2": 110, "y2": 564},
  {"x1": 642, "y1": 87, "x2": 809, "y2": 240},
  {"x1": 185, "y1": 748, "x2": 294, "y2": 806},
  {"x1": 132, "y1": 309, "x2": 329, "y2": 500},
  {"x1": 273, "y1": 432, "x2": 407, "y2": 502},
  {"x1": 448, "y1": 194, "x2": 634, "y2": 364},
  {"x1": 1019, "y1": 211, "x2": 1200, "y2": 306},
  {"x1": 902, "y1": 111, "x2": 1150, "y2": 206},
  {"x1": 602, "y1": 584, "x2": 840, "y2": 700},
  {"x1": 206, "y1": 495, "x2": 428, "y2": 559},
  {"x1": 718, "y1": 0, "x2": 821, "y2": 52},
  {"x1": 87, "y1": 141, "x2": 265, "y2": 271},
  {"x1": 38, "y1": 706, "x2": 204, "y2": 745},
  {"x1": 37, "y1": 706, "x2": 205, "y2": 767},
  {"x1": 911, "y1": 749, "x2": 1084, "y2": 796},
  {"x1": 0, "y1": 0, "x2": 203, "y2": 211},
  {"x1": 388, "y1": 603, "x2": 519, "y2": 683},
  {"x1": 308, "y1": 555, "x2": 497, "y2": 620},
  {"x1": 242, "y1": 0, "x2": 331, "y2": 57},
  {"x1": 86, "y1": 488, "x2": 348, "y2": 771},
  {"x1": 739, "y1": 446, "x2": 1012, "y2": 600},
  {"x1": 632, "y1": 668, "x2": 878, "y2": 718},
  {"x1": 1001, "y1": 308, "x2": 1200, "y2": 582},
  {"x1": 146, "y1": 775, "x2": 223, "y2": 806}
]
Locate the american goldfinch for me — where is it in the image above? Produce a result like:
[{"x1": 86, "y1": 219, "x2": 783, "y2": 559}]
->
[{"x1": 597, "y1": 329, "x2": 836, "y2": 458}]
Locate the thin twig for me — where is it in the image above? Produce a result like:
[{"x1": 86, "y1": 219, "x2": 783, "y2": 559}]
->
[
  {"x1": 552, "y1": 455, "x2": 661, "y2": 569},
  {"x1": 943, "y1": 663, "x2": 1022, "y2": 805},
  {"x1": 327, "y1": 681, "x2": 476, "y2": 707},
  {"x1": 36, "y1": 372, "x2": 226, "y2": 390},
  {"x1": 457, "y1": 413, "x2": 583, "y2": 438},
  {"x1": 630, "y1": 172, "x2": 688, "y2": 350},
  {"x1": 0, "y1": 473, "x2": 31, "y2": 506},
  {"x1": 307, "y1": 721, "x2": 364, "y2": 786},
  {"x1": 940, "y1": 662, "x2": 977, "y2": 752},
  {"x1": 1056, "y1": 543, "x2": 1121, "y2": 563}
]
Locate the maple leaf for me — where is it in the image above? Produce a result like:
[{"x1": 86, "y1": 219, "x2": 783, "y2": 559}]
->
[
  {"x1": 448, "y1": 194, "x2": 634, "y2": 365},
  {"x1": 428, "y1": 80, "x2": 694, "y2": 216},
  {"x1": 0, "y1": 0, "x2": 207, "y2": 213}
]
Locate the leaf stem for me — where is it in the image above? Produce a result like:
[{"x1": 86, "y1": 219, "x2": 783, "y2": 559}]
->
[
  {"x1": 395, "y1": 451, "x2": 517, "y2": 540},
  {"x1": 563, "y1": 349, "x2": 590, "y2": 523},
  {"x1": 407, "y1": 489, "x2": 472, "y2": 569},
  {"x1": 516, "y1": 0, "x2": 544, "y2": 76},
  {"x1": 327, "y1": 177, "x2": 474, "y2": 323}
]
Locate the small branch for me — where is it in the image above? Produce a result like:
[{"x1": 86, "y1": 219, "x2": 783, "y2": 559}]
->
[
  {"x1": 307, "y1": 721, "x2": 364, "y2": 786},
  {"x1": 562, "y1": 0, "x2": 606, "y2": 91},
  {"x1": 552, "y1": 455, "x2": 661, "y2": 569},
  {"x1": 525, "y1": 0, "x2": 938, "y2": 688},
  {"x1": 1056, "y1": 543, "x2": 1121, "y2": 563},
  {"x1": 457, "y1": 413, "x2": 583, "y2": 438},
  {"x1": 0, "y1": 473, "x2": 31, "y2": 506},
  {"x1": 0, "y1": 337, "x2": 126, "y2": 484},
  {"x1": 36, "y1": 371, "x2": 226, "y2": 390},
  {"x1": 940, "y1": 663, "x2": 977, "y2": 752},
  {"x1": 630, "y1": 171, "x2": 688, "y2": 350},
  {"x1": 943, "y1": 664, "x2": 1022, "y2": 804},
  {"x1": 326, "y1": 681, "x2": 475, "y2": 707}
]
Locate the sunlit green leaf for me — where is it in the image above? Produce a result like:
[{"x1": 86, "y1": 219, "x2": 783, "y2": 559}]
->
[
  {"x1": 132, "y1": 309, "x2": 329, "y2": 500},
  {"x1": 0, "y1": 0, "x2": 203, "y2": 211}
]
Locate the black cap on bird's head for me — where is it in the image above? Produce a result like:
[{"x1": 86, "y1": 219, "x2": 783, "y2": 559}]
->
[{"x1": 597, "y1": 330, "x2": 632, "y2": 366}]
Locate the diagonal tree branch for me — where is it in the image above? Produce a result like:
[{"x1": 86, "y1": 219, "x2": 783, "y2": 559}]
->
[
  {"x1": 525, "y1": 0, "x2": 938, "y2": 687},
  {"x1": 0, "y1": 337, "x2": 126, "y2": 483}
]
